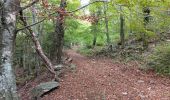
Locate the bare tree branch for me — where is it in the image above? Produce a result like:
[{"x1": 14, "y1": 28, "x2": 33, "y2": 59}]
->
[
  {"x1": 16, "y1": 0, "x2": 109, "y2": 31},
  {"x1": 16, "y1": 11, "x2": 58, "y2": 31},
  {"x1": 67, "y1": 0, "x2": 108, "y2": 13},
  {"x1": 16, "y1": 18, "x2": 46, "y2": 32},
  {"x1": 21, "y1": 0, "x2": 39, "y2": 11},
  {"x1": 18, "y1": 11, "x2": 56, "y2": 77}
]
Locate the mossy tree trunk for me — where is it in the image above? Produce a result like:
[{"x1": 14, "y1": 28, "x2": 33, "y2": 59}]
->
[{"x1": 55, "y1": 0, "x2": 67, "y2": 64}]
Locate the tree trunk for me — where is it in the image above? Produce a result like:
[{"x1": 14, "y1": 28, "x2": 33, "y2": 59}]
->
[
  {"x1": 104, "y1": 2, "x2": 110, "y2": 44},
  {"x1": 31, "y1": 2, "x2": 41, "y2": 76},
  {"x1": 55, "y1": 0, "x2": 67, "y2": 64},
  {"x1": 129, "y1": 7, "x2": 133, "y2": 34},
  {"x1": 92, "y1": 29, "x2": 97, "y2": 47},
  {"x1": 120, "y1": 6, "x2": 125, "y2": 49},
  {"x1": 55, "y1": 19, "x2": 64, "y2": 64},
  {"x1": 0, "y1": 0, "x2": 19, "y2": 99},
  {"x1": 92, "y1": 16, "x2": 98, "y2": 47},
  {"x1": 143, "y1": 7, "x2": 150, "y2": 50}
]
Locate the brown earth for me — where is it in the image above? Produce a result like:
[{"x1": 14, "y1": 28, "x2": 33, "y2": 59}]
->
[{"x1": 18, "y1": 50, "x2": 170, "y2": 100}]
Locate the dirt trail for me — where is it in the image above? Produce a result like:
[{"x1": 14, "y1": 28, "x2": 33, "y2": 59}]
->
[
  {"x1": 40, "y1": 50, "x2": 170, "y2": 100},
  {"x1": 19, "y1": 50, "x2": 170, "y2": 100}
]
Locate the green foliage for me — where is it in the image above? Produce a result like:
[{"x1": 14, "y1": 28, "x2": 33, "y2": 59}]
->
[
  {"x1": 77, "y1": 47, "x2": 93, "y2": 56},
  {"x1": 67, "y1": 0, "x2": 80, "y2": 11},
  {"x1": 145, "y1": 30, "x2": 157, "y2": 39},
  {"x1": 65, "y1": 18, "x2": 91, "y2": 46},
  {"x1": 42, "y1": 32, "x2": 55, "y2": 56},
  {"x1": 77, "y1": 46, "x2": 103, "y2": 56},
  {"x1": 147, "y1": 43, "x2": 170, "y2": 75},
  {"x1": 15, "y1": 0, "x2": 170, "y2": 78}
]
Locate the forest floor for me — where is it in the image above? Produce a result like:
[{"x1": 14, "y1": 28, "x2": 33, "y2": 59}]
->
[{"x1": 19, "y1": 49, "x2": 170, "y2": 100}]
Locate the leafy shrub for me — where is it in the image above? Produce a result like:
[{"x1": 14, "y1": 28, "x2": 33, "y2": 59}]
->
[
  {"x1": 145, "y1": 30, "x2": 157, "y2": 39},
  {"x1": 147, "y1": 43, "x2": 170, "y2": 75}
]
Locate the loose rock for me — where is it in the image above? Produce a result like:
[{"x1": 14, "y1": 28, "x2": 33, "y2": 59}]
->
[{"x1": 31, "y1": 82, "x2": 59, "y2": 100}]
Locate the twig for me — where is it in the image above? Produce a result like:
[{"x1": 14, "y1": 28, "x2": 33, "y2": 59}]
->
[
  {"x1": 16, "y1": 18, "x2": 46, "y2": 32},
  {"x1": 21, "y1": 0, "x2": 39, "y2": 11}
]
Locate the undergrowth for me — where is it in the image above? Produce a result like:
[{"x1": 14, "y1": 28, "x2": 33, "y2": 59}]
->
[
  {"x1": 146, "y1": 43, "x2": 170, "y2": 75},
  {"x1": 77, "y1": 46, "x2": 103, "y2": 56}
]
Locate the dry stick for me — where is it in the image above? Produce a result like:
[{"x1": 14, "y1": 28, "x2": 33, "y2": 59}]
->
[{"x1": 19, "y1": 12, "x2": 56, "y2": 76}]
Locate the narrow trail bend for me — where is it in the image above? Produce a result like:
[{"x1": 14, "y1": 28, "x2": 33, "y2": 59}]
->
[{"x1": 41, "y1": 50, "x2": 170, "y2": 100}]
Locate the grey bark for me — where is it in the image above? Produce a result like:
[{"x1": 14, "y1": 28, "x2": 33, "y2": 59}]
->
[{"x1": 0, "y1": 0, "x2": 19, "y2": 99}]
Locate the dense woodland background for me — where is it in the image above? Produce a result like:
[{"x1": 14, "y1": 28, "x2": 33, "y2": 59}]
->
[{"x1": 0, "y1": 0, "x2": 170, "y2": 99}]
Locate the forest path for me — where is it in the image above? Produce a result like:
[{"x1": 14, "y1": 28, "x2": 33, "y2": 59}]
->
[{"x1": 42, "y1": 49, "x2": 170, "y2": 100}]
